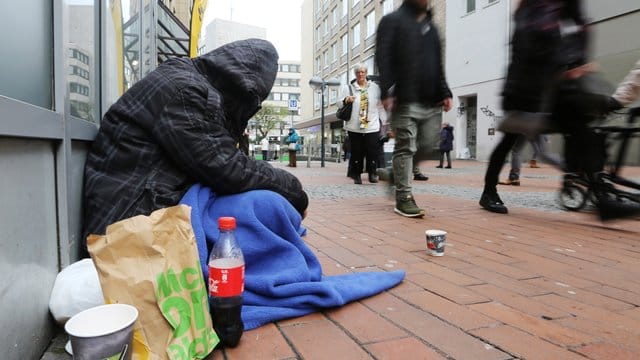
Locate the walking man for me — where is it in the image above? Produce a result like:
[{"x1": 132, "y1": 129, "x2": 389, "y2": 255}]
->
[{"x1": 376, "y1": 0, "x2": 453, "y2": 217}]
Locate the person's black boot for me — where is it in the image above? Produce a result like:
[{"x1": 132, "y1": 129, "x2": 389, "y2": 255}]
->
[{"x1": 479, "y1": 191, "x2": 508, "y2": 214}]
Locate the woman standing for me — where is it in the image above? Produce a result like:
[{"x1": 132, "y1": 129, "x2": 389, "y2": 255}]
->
[
  {"x1": 436, "y1": 122, "x2": 454, "y2": 169},
  {"x1": 338, "y1": 63, "x2": 387, "y2": 184}
]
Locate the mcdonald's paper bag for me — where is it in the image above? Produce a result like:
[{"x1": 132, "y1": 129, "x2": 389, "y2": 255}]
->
[{"x1": 88, "y1": 205, "x2": 219, "y2": 360}]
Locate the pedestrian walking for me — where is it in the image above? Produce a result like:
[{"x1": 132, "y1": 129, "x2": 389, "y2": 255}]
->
[
  {"x1": 480, "y1": 0, "x2": 589, "y2": 214},
  {"x1": 436, "y1": 122, "x2": 454, "y2": 169},
  {"x1": 375, "y1": 0, "x2": 453, "y2": 217},
  {"x1": 261, "y1": 137, "x2": 269, "y2": 161}
]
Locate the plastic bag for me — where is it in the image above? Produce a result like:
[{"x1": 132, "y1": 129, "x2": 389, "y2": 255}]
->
[{"x1": 48, "y1": 258, "x2": 104, "y2": 325}]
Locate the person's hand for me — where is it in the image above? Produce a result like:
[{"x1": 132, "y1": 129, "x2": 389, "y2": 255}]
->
[
  {"x1": 344, "y1": 96, "x2": 355, "y2": 104},
  {"x1": 387, "y1": 129, "x2": 395, "y2": 139},
  {"x1": 442, "y1": 98, "x2": 453, "y2": 112},
  {"x1": 382, "y1": 97, "x2": 396, "y2": 112}
]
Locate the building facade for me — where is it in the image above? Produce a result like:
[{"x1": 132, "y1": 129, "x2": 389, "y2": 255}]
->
[
  {"x1": 445, "y1": 0, "x2": 640, "y2": 162},
  {"x1": 0, "y1": 1, "x2": 193, "y2": 358},
  {"x1": 299, "y1": 0, "x2": 446, "y2": 159},
  {"x1": 204, "y1": 18, "x2": 267, "y2": 52}
]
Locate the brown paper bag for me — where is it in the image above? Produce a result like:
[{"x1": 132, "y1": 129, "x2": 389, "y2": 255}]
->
[{"x1": 88, "y1": 205, "x2": 219, "y2": 360}]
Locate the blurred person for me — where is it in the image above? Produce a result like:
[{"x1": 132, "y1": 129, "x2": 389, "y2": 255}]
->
[
  {"x1": 436, "y1": 122, "x2": 454, "y2": 169},
  {"x1": 260, "y1": 136, "x2": 269, "y2": 161},
  {"x1": 499, "y1": 134, "x2": 565, "y2": 185},
  {"x1": 480, "y1": 0, "x2": 588, "y2": 214},
  {"x1": 286, "y1": 127, "x2": 300, "y2": 167},
  {"x1": 82, "y1": 39, "x2": 309, "y2": 246},
  {"x1": 338, "y1": 63, "x2": 387, "y2": 184},
  {"x1": 376, "y1": 0, "x2": 453, "y2": 217},
  {"x1": 239, "y1": 128, "x2": 250, "y2": 155},
  {"x1": 610, "y1": 58, "x2": 640, "y2": 108}
]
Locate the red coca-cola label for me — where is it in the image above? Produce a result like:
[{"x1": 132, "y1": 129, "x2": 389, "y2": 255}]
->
[{"x1": 208, "y1": 260, "x2": 245, "y2": 297}]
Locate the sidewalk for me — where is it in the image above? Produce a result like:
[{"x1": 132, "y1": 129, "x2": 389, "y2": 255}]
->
[{"x1": 43, "y1": 159, "x2": 640, "y2": 360}]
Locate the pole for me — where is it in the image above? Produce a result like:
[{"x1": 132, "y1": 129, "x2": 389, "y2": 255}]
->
[
  {"x1": 320, "y1": 86, "x2": 325, "y2": 168},
  {"x1": 290, "y1": 110, "x2": 294, "y2": 128}
]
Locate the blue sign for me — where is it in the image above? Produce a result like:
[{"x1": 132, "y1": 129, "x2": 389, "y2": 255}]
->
[{"x1": 288, "y1": 99, "x2": 299, "y2": 111}]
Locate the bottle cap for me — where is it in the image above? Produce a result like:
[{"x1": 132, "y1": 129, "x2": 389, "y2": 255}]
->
[{"x1": 218, "y1": 217, "x2": 236, "y2": 230}]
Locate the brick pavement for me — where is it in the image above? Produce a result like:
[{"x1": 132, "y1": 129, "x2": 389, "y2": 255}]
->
[
  {"x1": 218, "y1": 159, "x2": 640, "y2": 360},
  {"x1": 43, "y1": 159, "x2": 640, "y2": 360}
]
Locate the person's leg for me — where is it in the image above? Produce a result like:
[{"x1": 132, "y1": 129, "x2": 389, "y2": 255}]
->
[
  {"x1": 437, "y1": 151, "x2": 444, "y2": 168},
  {"x1": 391, "y1": 104, "x2": 424, "y2": 217},
  {"x1": 349, "y1": 132, "x2": 365, "y2": 184},
  {"x1": 364, "y1": 132, "x2": 380, "y2": 183},
  {"x1": 504, "y1": 134, "x2": 525, "y2": 184},
  {"x1": 412, "y1": 105, "x2": 441, "y2": 180},
  {"x1": 445, "y1": 151, "x2": 452, "y2": 168},
  {"x1": 480, "y1": 132, "x2": 520, "y2": 213},
  {"x1": 289, "y1": 150, "x2": 297, "y2": 167}
]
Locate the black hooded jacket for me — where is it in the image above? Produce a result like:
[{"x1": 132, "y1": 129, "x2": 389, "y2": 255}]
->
[
  {"x1": 375, "y1": 2, "x2": 452, "y2": 105},
  {"x1": 83, "y1": 39, "x2": 308, "y2": 240}
]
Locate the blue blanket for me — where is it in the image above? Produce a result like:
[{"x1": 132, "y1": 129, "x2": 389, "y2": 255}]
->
[{"x1": 180, "y1": 184, "x2": 405, "y2": 330}]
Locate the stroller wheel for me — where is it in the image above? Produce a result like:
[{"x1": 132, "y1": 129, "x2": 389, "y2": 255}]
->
[{"x1": 559, "y1": 183, "x2": 588, "y2": 211}]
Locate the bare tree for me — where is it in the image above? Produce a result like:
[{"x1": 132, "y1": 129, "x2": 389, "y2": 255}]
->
[{"x1": 251, "y1": 104, "x2": 288, "y2": 142}]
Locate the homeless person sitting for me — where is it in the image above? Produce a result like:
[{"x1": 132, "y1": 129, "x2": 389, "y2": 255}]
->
[
  {"x1": 82, "y1": 38, "x2": 309, "y2": 244},
  {"x1": 82, "y1": 39, "x2": 406, "y2": 333}
]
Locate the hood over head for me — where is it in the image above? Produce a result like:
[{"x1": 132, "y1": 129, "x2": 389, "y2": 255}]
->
[{"x1": 193, "y1": 38, "x2": 278, "y2": 138}]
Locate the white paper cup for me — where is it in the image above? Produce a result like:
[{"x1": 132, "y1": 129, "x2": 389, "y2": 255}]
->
[
  {"x1": 65, "y1": 303, "x2": 138, "y2": 360},
  {"x1": 425, "y1": 230, "x2": 447, "y2": 256}
]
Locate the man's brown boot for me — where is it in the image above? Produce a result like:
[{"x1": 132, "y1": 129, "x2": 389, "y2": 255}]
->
[{"x1": 529, "y1": 159, "x2": 540, "y2": 168}]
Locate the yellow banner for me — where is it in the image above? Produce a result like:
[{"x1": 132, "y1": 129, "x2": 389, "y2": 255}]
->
[
  {"x1": 110, "y1": 0, "x2": 124, "y2": 95},
  {"x1": 190, "y1": 0, "x2": 208, "y2": 58}
]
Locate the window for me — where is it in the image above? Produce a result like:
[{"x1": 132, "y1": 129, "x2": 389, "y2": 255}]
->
[
  {"x1": 382, "y1": 0, "x2": 393, "y2": 15},
  {"x1": 332, "y1": 7, "x2": 338, "y2": 27},
  {"x1": 364, "y1": 56, "x2": 374, "y2": 75},
  {"x1": 281, "y1": 64, "x2": 289, "y2": 72},
  {"x1": 314, "y1": 92, "x2": 320, "y2": 110},
  {"x1": 316, "y1": 26, "x2": 321, "y2": 43},
  {"x1": 290, "y1": 93, "x2": 300, "y2": 100},
  {"x1": 365, "y1": 10, "x2": 376, "y2": 38},
  {"x1": 273, "y1": 93, "x2": 281, "y2": 101},
  {"x1": 323, "y1": 18, "x2": 328, "y2": 35},
  {"x1": 331, "y1": 42, "x2": 338, "y2": 62},
  {"x1": 315, "y1": 57, "x2": 321, "y2": 72},
  {"x1": 467, "y1": 0, "x2": 476, "y2": 13},
  {"x1": 281, "y1": 93, "x2": 289, "y2": 101},
  {"x1": 342, "y1": 0, "x2": 348, "y2": 17},
  {"x1": 341, "y1": 34, "x2": 348, "y2": 55},
  {"x1": 329, "y1": 88, "x2": 337, "y2": 104},
  {"x1": 352, "y1": 22, "x2": 360, "y2": 48},
  {"x1": 323, "y1": 50, "x2": 329, "y2": 68}
]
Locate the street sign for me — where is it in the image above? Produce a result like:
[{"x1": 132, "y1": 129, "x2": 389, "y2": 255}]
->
[{"x1": 288, "y1": 99, "x2": 299, "y2": 111}]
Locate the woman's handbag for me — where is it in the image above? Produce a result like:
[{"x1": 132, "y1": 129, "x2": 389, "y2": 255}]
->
[
  {"x1": 288, "y1": 142, "x2": 297, "y2": 151},
  {"x1": 336, "y1": 84, "x2": 354, "y2": 121}
]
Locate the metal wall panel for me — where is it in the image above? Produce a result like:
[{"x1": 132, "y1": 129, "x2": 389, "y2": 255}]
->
[{"x1": 0, "y1": 138, "x2": 58, "y2": 360}]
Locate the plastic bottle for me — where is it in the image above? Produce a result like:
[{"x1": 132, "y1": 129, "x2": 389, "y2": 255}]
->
[{"x1": 208, "y1": 216, "x2": 245, "y2": 348}]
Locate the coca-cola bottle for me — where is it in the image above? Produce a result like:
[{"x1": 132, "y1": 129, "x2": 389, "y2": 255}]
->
[{"x1": 208, "y1": 216, "x2": 245, "y2": 348}]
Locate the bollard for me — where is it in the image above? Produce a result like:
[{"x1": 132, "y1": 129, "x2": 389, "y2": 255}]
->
[{"x1": 307, "y1": 143, "x2": 311, "y2": 168}]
